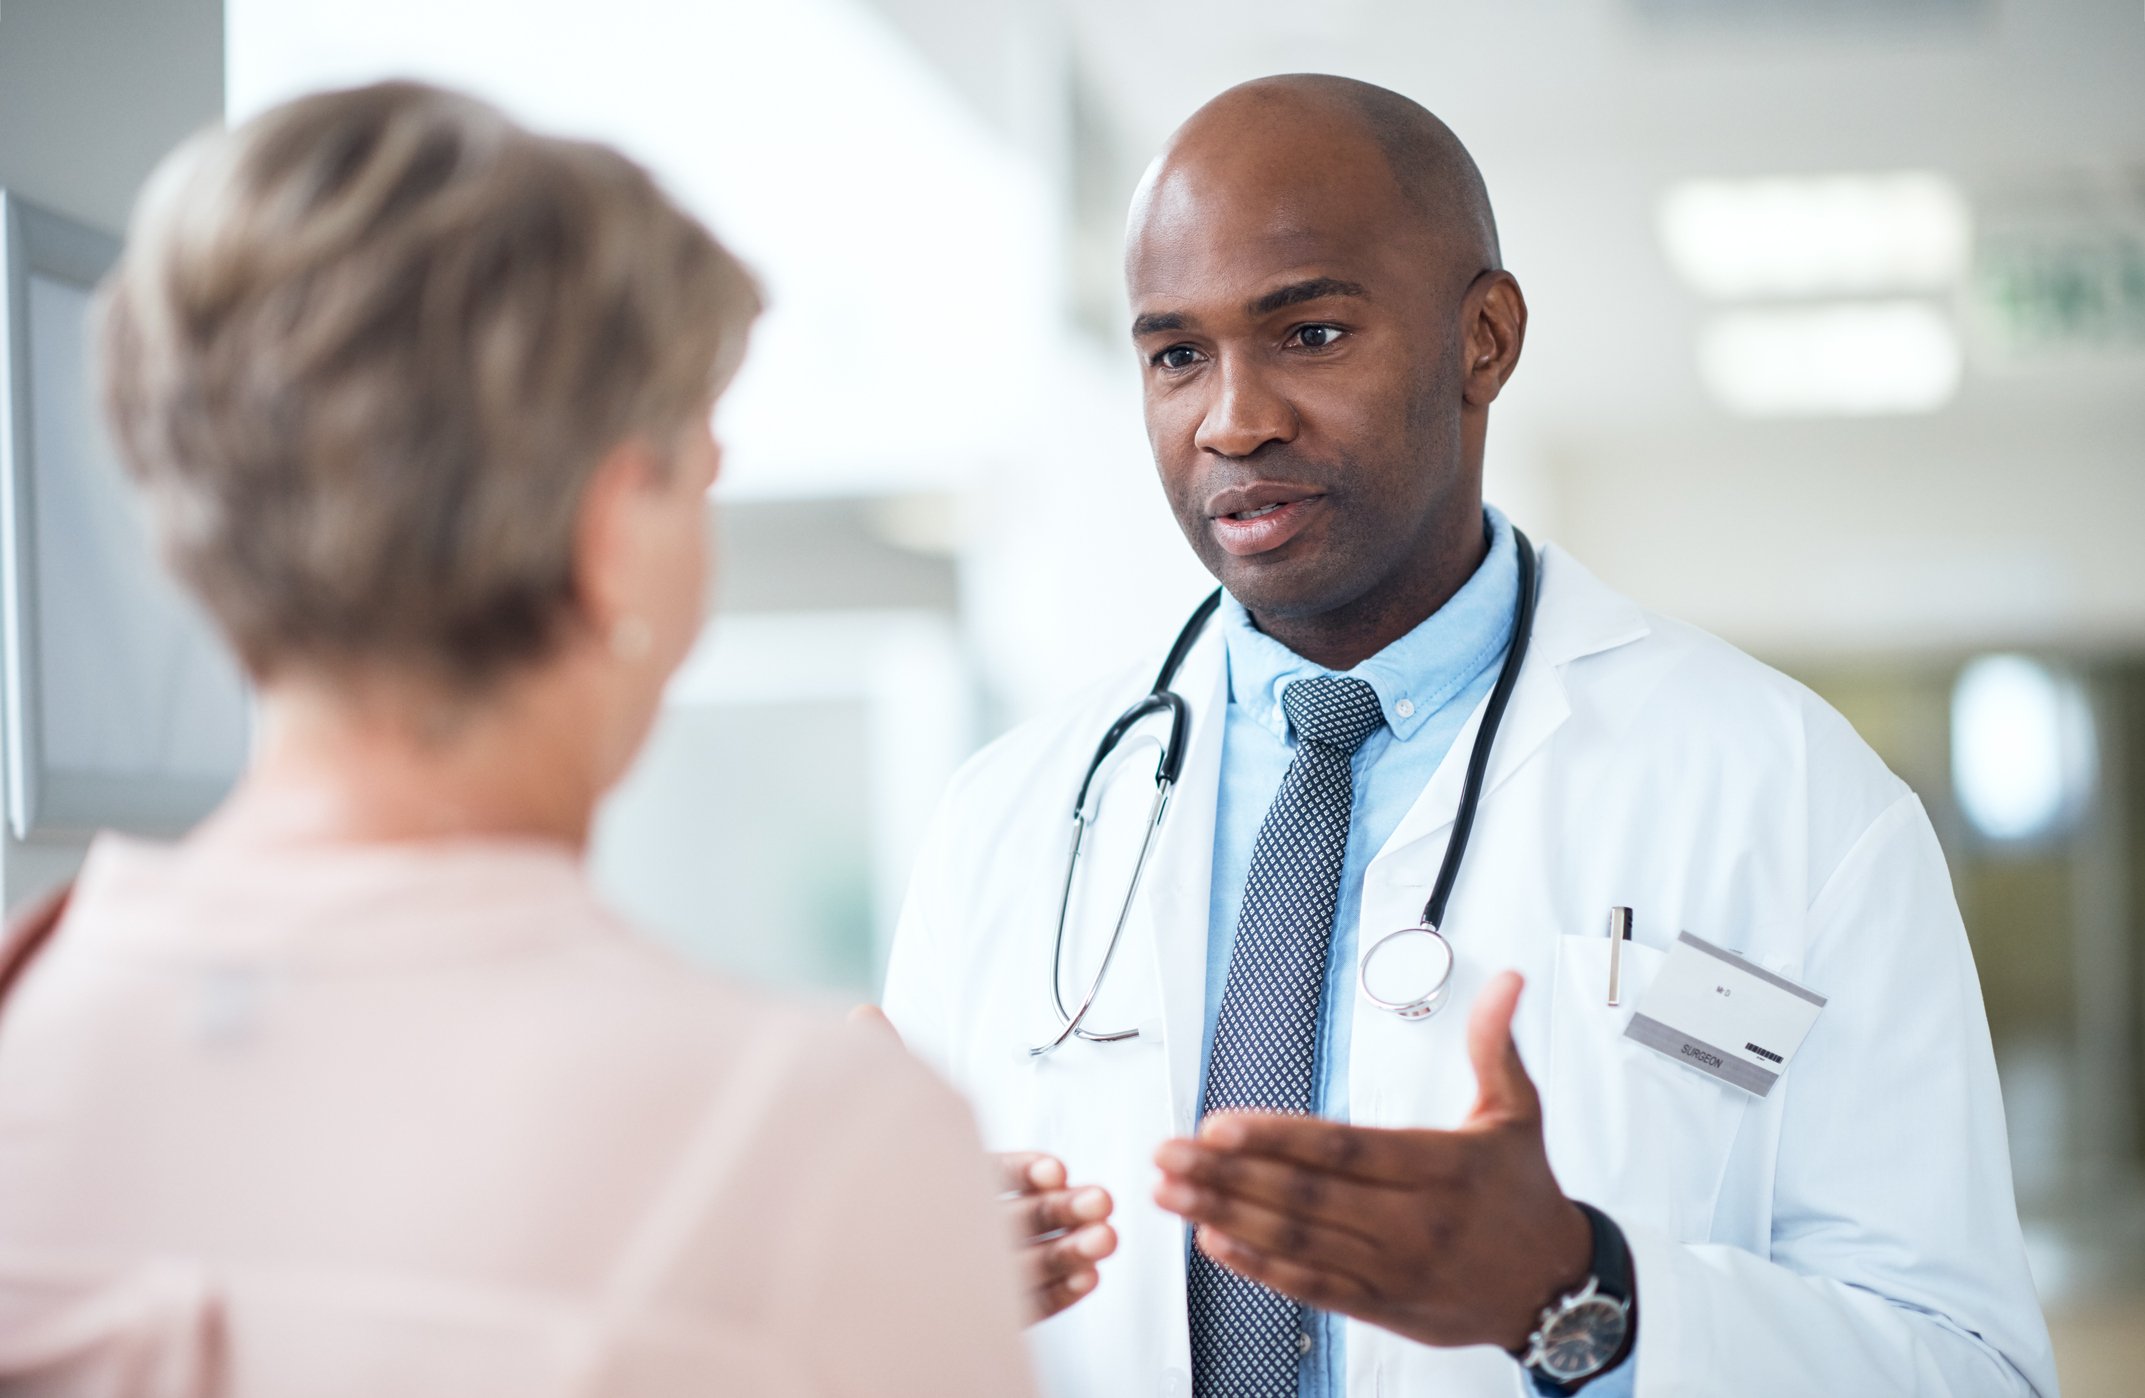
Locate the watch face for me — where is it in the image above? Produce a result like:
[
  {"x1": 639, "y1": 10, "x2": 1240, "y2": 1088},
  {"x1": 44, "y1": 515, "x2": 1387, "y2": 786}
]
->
[{"x1": 1537, "y1": 1297, "x2": 1630, "y2": 1380}]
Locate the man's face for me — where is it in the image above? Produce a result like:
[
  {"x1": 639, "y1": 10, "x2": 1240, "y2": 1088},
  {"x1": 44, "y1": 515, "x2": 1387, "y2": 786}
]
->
[{"x1": 1127, "y1": 138, "x2": 1470, "y2": 623}]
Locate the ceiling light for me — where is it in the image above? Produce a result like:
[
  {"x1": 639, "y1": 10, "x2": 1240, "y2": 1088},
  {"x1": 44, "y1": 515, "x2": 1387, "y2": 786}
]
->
[
  {"x1": 1951, "y1": 655, "x2": 2096, "y2": 843},
  {"x1": 1660, "y1": 172, "x2": 1971, "y2": 299},
  {"x1": 1697, "y1": 301, "x2": 1962, "y2": 416}
]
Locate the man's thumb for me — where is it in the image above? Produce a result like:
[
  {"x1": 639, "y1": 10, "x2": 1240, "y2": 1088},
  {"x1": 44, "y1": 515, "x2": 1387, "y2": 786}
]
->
[{"x1": 1465, "y1": 970, "x2": 1538, "y2": 1123}]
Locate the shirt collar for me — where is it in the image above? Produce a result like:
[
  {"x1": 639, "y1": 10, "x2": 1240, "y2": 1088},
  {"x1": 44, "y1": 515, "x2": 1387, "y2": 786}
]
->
[{"x1": 1221, "y1": 506, "x2": 1520, "y2": 744}]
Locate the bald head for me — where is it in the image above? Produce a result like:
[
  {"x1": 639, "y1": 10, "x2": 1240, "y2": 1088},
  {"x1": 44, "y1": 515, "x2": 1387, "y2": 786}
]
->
[
  {"x1": 1124, "y1": 74, "x2": 1529, "y2": 670},
  {"x1": 1136, "y1": 74, "x2": 1500, "y2": 279}
]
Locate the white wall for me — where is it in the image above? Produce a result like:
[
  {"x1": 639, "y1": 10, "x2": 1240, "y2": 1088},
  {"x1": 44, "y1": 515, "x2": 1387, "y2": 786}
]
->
[
  {"x1": 0, "y1": 0, "x2": 225, "y2": 912},
  {"x1": 226, "y1": 0, "x2": 1061, "y2": 504},
  {"x1": 1549, "y1": 393, "x2": 2145, "y2": 664}
]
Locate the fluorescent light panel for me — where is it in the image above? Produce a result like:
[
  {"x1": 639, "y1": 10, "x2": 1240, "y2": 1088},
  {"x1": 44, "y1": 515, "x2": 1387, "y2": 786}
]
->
[
  {"x1": 1951, "y1": 655, "x2": 2096, "y2": 843},
  {"x1": 1697, "y1": 300, "x2": 1962, "y2": 416},
  {"x1": 1661, "y1": 172, "x2": 1971, "y2": 299}
]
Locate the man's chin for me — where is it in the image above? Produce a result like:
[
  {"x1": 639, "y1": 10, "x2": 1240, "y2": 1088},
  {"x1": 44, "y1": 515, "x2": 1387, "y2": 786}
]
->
[{"x1": 1213, "y1": 556, "x2": 1358, "y2": 627}]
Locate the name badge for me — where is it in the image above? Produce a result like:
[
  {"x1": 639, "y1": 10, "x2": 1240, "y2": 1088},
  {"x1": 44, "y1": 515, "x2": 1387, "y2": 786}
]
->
[{"x1": 1623, "y1": 932, "x2": 1825, "y2": 1096}]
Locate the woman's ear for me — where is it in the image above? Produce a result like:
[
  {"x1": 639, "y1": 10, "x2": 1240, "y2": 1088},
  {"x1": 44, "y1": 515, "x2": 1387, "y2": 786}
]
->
[
  {"x1": 571, "y1": 437, "x2": 666, "y2": 643},
  {"x1": 1461, "y1": 270, "x2": 1528, "y2": 408}
]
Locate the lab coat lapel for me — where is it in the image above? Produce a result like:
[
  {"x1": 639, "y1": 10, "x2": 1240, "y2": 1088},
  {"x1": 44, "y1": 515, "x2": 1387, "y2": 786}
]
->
[
  {"x1": 1377, "y1": 547, "x2": 1650, "y2": 867},
  {"x1": 1129, "y1": 624, "x2": 1228, "y2": 1134}
]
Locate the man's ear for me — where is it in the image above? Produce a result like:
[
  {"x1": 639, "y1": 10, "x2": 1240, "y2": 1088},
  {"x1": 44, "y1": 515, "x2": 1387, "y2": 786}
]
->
[
  {"x1": 571, "y1": 437, "x2": 664, "y2": 636},
  {"x1": 1461, "y1": 270, "x2": 1528, "y2": 408}
]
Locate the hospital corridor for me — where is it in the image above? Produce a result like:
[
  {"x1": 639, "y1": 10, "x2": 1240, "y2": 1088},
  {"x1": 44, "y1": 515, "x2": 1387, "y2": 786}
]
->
[{"x1": 0, "y1": 0, "x2": 2141, "y2": 1394}]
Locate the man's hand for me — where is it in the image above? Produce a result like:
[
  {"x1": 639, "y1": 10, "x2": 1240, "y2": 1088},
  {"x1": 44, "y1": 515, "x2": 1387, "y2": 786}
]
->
[
  {"x1": 848, "y1": 1004, "x2": 1118, "y2": 1325},
  {"x1": 1151, "y1": 971, "x2": 1591, "y2": 1352}
]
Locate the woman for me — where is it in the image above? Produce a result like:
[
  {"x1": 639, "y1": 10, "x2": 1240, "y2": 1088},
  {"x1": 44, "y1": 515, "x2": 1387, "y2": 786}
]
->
[{"x1": 0, "y1": 82, "x2": 1032, "y2": 1396}]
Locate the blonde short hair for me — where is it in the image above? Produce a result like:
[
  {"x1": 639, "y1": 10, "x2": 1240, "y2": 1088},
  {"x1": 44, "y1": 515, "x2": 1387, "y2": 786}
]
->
[{"x1": 100, "y1": 81, "x2": 761, "y2": 692}]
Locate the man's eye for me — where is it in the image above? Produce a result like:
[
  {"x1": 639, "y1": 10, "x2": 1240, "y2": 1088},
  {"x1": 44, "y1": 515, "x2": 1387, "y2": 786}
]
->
[
  {"x1": 1154, "y1": 345, "x2": 1201, "y2": 370},
  {"x1": 1292, "y1": 325, "x2": 1345, "y2": 350}
]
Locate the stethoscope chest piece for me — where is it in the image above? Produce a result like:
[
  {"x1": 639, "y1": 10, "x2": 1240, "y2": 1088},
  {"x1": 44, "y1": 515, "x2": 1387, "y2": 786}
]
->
[{"x1": 1359, "y1": 924, "x2": 1456, "y2": 1020}]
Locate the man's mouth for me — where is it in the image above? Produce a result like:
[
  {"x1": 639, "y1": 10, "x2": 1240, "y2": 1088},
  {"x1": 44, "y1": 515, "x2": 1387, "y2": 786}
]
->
[{"x1": 1204, "y1": 485, "x2": 1327, "y2": 557}]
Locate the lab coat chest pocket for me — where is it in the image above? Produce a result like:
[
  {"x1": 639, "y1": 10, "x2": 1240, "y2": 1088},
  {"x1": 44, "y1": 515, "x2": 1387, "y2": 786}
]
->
[{"x1": 1541, "y1": 934, "x2": 1749, "y2": 1242}]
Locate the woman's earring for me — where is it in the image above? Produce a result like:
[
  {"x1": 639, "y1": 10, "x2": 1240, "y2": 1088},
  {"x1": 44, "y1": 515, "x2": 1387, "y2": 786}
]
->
[{"x1": 610, "y1": 615, "x2": 653, "y2": 662}]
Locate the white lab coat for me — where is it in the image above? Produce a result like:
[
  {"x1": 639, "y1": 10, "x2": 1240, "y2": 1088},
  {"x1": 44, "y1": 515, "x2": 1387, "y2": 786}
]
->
[{"x1": 884, "y1": 545, "x2": 2058, "y2": 1398}]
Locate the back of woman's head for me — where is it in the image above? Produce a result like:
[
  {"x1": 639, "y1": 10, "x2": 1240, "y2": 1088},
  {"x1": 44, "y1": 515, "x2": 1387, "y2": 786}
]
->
[{"x1": 100, "y1": 81, "x2": 760, "y2": 695}]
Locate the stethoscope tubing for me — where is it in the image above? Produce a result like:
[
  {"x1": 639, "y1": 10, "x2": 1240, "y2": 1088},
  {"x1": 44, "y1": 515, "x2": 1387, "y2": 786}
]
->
[{"x1": 1419, "y1": 528, "x2": 1539, "y2": 935}]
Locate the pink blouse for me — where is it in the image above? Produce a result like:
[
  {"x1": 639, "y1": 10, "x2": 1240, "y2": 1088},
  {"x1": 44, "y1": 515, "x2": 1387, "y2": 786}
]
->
[{"x1": 0, "y1": 835, "x2": 1034, "y2": 1397}]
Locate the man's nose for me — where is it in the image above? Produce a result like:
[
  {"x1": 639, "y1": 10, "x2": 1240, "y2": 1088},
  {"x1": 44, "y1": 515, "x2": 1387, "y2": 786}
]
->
[{"x1": 1193, "y1": 357, "x2": 1297, "y2": 459}]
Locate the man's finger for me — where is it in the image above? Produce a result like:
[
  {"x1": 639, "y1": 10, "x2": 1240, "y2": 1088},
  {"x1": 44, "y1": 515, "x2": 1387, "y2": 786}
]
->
[
  {"x1": 1156, "y1": 1177, "x2": 1384, "y2": 1277},
  {"x1": 1463, "y1": 969, "x2": 1540, "y2": 1124},
  {"x1": 1195, "y1": 1226, "x2": 1375, "y2": 1317},
  {"x1": 994, "y1": 1151, "x2": 1067, "y2": 1195},
  {"x1": 1009, "y1": 1184, "x2": 1112, "y2": 1241},
  {"x1": 1194, "y1": 1112, "x2": 1459, "y2": 1186},
  {"x1": 1153, "y1": 1139, "x2": 1397, "y2": 1239}
]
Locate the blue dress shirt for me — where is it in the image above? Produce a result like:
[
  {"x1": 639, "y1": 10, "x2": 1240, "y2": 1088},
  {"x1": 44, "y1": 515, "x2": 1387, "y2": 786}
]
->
[{"x1": 1196, "y1": 507, "x2": 1636, "y2": 1398}]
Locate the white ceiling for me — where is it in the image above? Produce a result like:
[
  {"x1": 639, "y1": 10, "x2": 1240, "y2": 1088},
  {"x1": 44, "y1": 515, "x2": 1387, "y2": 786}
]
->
[{"x1": 1051, "y1": 0, "x2": 2145, "y2": 429}]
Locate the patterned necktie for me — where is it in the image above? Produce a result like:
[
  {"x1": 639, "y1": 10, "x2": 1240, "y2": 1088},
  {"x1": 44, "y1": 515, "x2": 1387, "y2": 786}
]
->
[{"x1": 1190, "y1": 675, "x2": 1386, "y2": 1398}]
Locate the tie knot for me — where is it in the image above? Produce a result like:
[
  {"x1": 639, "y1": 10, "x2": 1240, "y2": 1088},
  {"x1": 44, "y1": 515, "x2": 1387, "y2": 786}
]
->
[{"x1": 1281, "y1": 676, "x2": 1385, "y2": 753}]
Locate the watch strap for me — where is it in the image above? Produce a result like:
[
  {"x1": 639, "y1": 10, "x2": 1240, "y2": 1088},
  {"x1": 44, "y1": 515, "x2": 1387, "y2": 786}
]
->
[
  {"x1": 1524, "y1": 1202, "x2": 1638, "y2": 1395},
  {"x1": 1574, "y1": 1201, "x2": 1634, "y2": 1308}
]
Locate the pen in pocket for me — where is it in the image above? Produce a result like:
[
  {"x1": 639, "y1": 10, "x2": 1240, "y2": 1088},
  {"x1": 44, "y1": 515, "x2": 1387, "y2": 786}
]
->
[{"x1": 1607, "y1": 906, "x2": 1633, "y2": 1006}]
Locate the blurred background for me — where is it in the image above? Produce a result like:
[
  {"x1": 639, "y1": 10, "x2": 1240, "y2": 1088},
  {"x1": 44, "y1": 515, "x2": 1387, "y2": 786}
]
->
[{"x1": 2, "y1": 0, "x2": 2140, "y2": 1389}]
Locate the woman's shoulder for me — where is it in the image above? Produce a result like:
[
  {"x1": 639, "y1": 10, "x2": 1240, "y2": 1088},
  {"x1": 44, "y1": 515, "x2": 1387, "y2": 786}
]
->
[{"x1": 535, "y1": 916, "x2": 968, "y2": 1125}]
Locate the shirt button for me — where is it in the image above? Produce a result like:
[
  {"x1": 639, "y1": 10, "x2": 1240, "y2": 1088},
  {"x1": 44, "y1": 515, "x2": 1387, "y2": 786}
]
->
[
  {"x1": 1394, "y1": 698, "x2": 1415, "y2": 718},
  {"x1": 1297, "y1": 1331, "x2": 1314, "y2": 1356}
]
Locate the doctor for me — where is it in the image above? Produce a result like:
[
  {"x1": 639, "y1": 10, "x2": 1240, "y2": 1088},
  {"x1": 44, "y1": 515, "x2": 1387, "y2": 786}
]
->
[{"x1": 881, "y1": 74, "x2": 2057, "y2": 1397}]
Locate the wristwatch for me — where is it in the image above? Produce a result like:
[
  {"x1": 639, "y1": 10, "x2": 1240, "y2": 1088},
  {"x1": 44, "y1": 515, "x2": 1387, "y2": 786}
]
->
[{"x1": 1518, "y1": 1201, "x2": 1636, "y2": 1392}]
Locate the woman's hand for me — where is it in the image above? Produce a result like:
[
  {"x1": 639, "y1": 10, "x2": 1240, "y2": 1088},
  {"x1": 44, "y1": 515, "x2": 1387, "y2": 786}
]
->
[
  {"x1": 848, "y1": 1005, "x2": 1118, "y2": 1324},
  {"x1": 994, "y1": 1151, "x2": 1119, "y2": 1323}
]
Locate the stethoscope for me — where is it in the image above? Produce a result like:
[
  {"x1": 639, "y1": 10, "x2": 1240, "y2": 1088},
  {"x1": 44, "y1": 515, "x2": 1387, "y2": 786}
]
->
[{"x1": 1034, "y1": 529, "x2": 1539, "y2": 1057}]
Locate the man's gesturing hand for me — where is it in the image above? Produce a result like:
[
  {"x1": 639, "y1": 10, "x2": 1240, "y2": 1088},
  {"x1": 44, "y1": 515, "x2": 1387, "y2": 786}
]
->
[
  {"x1": 1151, "y1": 971, "x2": 1591, "y2": 1352},
  {"x1": 997, "y1": 1152, "x2": 1119, "y2": 1323}
]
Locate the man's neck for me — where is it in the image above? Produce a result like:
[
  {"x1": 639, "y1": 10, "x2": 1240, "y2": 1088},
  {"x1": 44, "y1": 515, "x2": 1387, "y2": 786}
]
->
[{"x1": 1251, "y1": 511, "x2": 1491, "y2": 671}]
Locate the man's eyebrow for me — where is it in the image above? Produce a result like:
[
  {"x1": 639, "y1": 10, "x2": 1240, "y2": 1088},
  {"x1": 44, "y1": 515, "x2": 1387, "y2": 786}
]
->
[
  {"x1": 1248, "y1": 277, "x2": 1367, "y2": 317},
  {"x1": 1130, "y1": 278, "x2": 1366, "y2": 338}
]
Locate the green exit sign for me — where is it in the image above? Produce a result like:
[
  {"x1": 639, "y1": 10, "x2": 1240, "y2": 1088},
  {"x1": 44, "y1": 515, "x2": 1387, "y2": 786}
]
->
[{"x1": 1971, "y1": 224, "x2": 2145, "y2": 358}]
